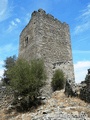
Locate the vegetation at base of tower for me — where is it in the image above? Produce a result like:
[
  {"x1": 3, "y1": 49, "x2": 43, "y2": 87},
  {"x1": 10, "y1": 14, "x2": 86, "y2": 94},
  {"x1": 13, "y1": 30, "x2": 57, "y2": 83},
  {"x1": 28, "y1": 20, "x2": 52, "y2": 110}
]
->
[
  {"x1": 2, "y1": 55, "x2": 17, "y2": 85},
  {"x1": 51, "y1": 69, "x2": 66, "y2": 91},
  {"x1": 7, "y1": 58, "x2": 47, "y2": 111}
]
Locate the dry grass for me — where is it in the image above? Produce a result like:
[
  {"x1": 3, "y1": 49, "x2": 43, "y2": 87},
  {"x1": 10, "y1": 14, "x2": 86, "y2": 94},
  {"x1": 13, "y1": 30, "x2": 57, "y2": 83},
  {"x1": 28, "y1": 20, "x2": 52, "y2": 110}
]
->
[{"x1": 0, "y1": 89, "x2": 90, "y2": 119}]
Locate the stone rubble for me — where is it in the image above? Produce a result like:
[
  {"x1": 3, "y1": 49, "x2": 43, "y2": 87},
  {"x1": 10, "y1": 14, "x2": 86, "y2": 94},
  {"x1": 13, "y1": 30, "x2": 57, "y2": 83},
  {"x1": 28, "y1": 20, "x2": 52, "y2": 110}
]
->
[
  {"x1": 80, "y1": 69, "x2": 90, "y2": 103},
  {"x1": 0, "y1": 85, "x2": 14, "y2": 110},
  {"x1": 1, "y1": 89, "x2": 90, "y2": 120},
  {"x1": 30, "y1": 93, "x2": 90, "y2": 120},
  {"x1": 64, "y1": 69, "x2": 90, "y2": 104}
]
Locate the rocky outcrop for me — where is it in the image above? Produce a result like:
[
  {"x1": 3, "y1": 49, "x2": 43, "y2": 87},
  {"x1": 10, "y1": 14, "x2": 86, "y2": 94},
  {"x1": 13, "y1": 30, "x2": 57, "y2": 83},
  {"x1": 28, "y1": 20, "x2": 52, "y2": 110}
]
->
[
  {"x1": 0, "y1": 90, "x2": 90, "y2": 120},
  {"x1": 64, "y1": 79, "x2": 78, "y2": 97},
  {"x1": 0, "y1": 70, "x2": 90, "y2": 119},
  {"x1": 64, "y1": 69, "x2": 90, "y2": 103},
  {"x1": 80, "y1": 69, "x2": 90, "y2": 103}
]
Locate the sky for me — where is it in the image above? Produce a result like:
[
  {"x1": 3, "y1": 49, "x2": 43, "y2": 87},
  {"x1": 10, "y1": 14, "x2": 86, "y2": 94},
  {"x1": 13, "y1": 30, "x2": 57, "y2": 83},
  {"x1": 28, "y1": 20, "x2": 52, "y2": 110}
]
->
[{"x1": 0, "y1": 0, "x2": 90, "y2": 83}]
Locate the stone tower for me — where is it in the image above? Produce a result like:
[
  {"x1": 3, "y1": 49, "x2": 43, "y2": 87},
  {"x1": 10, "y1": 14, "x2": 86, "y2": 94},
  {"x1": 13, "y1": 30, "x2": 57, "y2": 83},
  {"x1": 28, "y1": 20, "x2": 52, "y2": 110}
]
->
[{"x1": 19, "y1": 9, "x2": 75, "y2": 97}]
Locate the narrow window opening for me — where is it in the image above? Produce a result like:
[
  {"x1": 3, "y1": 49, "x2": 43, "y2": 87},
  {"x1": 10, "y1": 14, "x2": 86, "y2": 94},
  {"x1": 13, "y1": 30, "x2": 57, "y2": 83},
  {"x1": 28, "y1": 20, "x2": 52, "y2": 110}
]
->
[{"x1": 24, "y1": 36, "x2": 28, "y2": 47}]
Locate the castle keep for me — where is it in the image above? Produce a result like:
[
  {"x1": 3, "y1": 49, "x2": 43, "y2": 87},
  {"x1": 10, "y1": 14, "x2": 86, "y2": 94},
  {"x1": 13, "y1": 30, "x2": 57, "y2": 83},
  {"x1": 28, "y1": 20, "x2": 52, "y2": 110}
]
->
[{"x1": 19, "y1": 9, "x2": 75, "y2": 96}]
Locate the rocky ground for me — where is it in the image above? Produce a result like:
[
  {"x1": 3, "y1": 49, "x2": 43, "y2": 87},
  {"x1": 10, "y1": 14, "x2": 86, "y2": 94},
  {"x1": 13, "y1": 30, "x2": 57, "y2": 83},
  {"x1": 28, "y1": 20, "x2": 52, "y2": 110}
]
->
[{"x1": 0, "y1": 89, "x2": 90, "y2": 120}]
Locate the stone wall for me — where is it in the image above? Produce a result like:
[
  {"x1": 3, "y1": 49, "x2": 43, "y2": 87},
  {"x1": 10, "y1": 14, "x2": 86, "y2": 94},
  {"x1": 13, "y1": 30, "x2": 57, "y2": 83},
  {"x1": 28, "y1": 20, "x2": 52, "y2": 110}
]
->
[
  {"x1": 80, "y1": 69, "x2": 90, "y2": 103},
  {"x1": 0, "y1": 85, "x2": 14, "y2": 110},
  {"x1": 19, "y1": 9, "x2": 75, "y2": 97}
]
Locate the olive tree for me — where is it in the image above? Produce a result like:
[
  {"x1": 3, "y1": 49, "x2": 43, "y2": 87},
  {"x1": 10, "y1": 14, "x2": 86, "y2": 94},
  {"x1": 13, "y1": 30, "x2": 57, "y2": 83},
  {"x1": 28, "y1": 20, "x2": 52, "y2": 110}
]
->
[
  {"x1": 8, "y1": 58, "x2": 47, "y2": 110},
  {"x1": 2, "y1": 55, "x2": 16, "y2": 84}
]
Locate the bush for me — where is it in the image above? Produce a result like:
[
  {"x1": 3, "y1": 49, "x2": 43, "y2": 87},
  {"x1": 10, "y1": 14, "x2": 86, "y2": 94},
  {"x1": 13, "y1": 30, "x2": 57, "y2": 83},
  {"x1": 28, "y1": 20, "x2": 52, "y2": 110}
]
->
[
  {"x1": 8, "y1": 58, "x2": 47, "y2": 110},
  {"x1": 51, "y1": 69, "x2": 66, "y2": 91},
  {"x1": 2, "y1": 55, "x2": 16, "y2": 85}
]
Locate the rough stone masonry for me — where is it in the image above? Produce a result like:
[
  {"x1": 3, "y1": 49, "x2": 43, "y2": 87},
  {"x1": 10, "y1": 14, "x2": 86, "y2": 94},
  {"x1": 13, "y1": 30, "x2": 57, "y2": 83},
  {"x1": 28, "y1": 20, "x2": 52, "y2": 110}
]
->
[{"x1": 19, "y1": 9, "x2": 75, "y2": 97}]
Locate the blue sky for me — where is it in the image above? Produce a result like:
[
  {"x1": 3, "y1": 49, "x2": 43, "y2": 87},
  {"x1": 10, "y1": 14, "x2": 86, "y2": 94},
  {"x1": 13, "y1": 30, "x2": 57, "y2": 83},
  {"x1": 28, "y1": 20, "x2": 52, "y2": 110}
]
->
[{"x1": 0, "y1": 0, "x2": 90, "y2": 83}]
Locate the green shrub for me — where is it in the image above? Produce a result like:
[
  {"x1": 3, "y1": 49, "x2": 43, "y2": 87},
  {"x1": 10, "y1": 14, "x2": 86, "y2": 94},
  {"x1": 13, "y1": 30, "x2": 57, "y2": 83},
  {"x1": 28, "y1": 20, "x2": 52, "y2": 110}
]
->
[
  {"x1": 8, "y1": 58, "x2": 47, "y2": 110},
  {"x1": 2, "y1": 55, "x2": 16, "y2": 85},
  {"x1": 51, "y1": 69, "x2": 66, "y2": 91}
]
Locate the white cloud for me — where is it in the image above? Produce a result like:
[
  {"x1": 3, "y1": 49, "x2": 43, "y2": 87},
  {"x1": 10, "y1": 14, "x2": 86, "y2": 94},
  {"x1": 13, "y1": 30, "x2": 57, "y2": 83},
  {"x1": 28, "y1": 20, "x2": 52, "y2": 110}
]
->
[
  {"x1": 11, "y1": 21, "x2": 17, "y2": 26},
  {"x1": 7, "y1": 25, "x2": 15, "y2": 32},
  {"x1": 7, "y1": 22, "x2": 17, "y2": 32},
  {"x1": 0, "y1": 69, "x2": 4, "y2": 79},
  {"x1": 15, "y1": 18, "x2": 21, "y2": 23},
  {"x1": 80, "y1": 4, "x2": 90, "y2": 20},
  {"x1": 0, "y1": 0, "x2": 12, "y2": 22},
  {"x1": 74, "y1": 21, "x2": 90, "y2": 34},
  {"x1": 74, "y1": 3, "x2": 90, "y2": 34},
  {"x1": 7, "y1": 18, "x2": 21, "y2": 32},
  {"x1": 0, "y1": 61, "x2": 4, "y2": 79},
  {"x1": 74, "y1": 61, "x2": 90, "y2": 83},
  {"x1": 25, "y1": 13, "x2": 31, "y2": 24}
]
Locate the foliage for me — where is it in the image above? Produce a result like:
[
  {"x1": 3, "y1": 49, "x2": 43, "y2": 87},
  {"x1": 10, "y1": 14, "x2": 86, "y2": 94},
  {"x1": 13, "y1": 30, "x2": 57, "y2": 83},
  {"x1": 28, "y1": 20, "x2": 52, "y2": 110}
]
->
[
  {"x1": 4, "y1": 55, "x2": 16, "y2": 69},
  {"x1": 51, "y1": 69, "x2": 66, "y2": 91},
  {"x1": 8, "y1": 58, "x2": 47, "y2": 110},
  {"x1": 2, "y1": 55, "x2": 17, "y2": 84}
]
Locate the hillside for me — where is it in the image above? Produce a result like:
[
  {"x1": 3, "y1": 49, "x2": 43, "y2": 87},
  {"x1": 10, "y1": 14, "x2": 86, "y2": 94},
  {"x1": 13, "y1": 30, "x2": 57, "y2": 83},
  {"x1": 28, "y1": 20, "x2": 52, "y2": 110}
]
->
[{"x1": 0, "y1": 90, "x2": 90, "y2": 120}]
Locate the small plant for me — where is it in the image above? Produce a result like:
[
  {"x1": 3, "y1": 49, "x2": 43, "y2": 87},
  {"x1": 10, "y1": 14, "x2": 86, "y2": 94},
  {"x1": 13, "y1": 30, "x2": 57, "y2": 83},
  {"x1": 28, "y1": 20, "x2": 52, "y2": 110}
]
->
[{"x1": 51, "y1": 69, "x2": 66, "y2": 91}]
